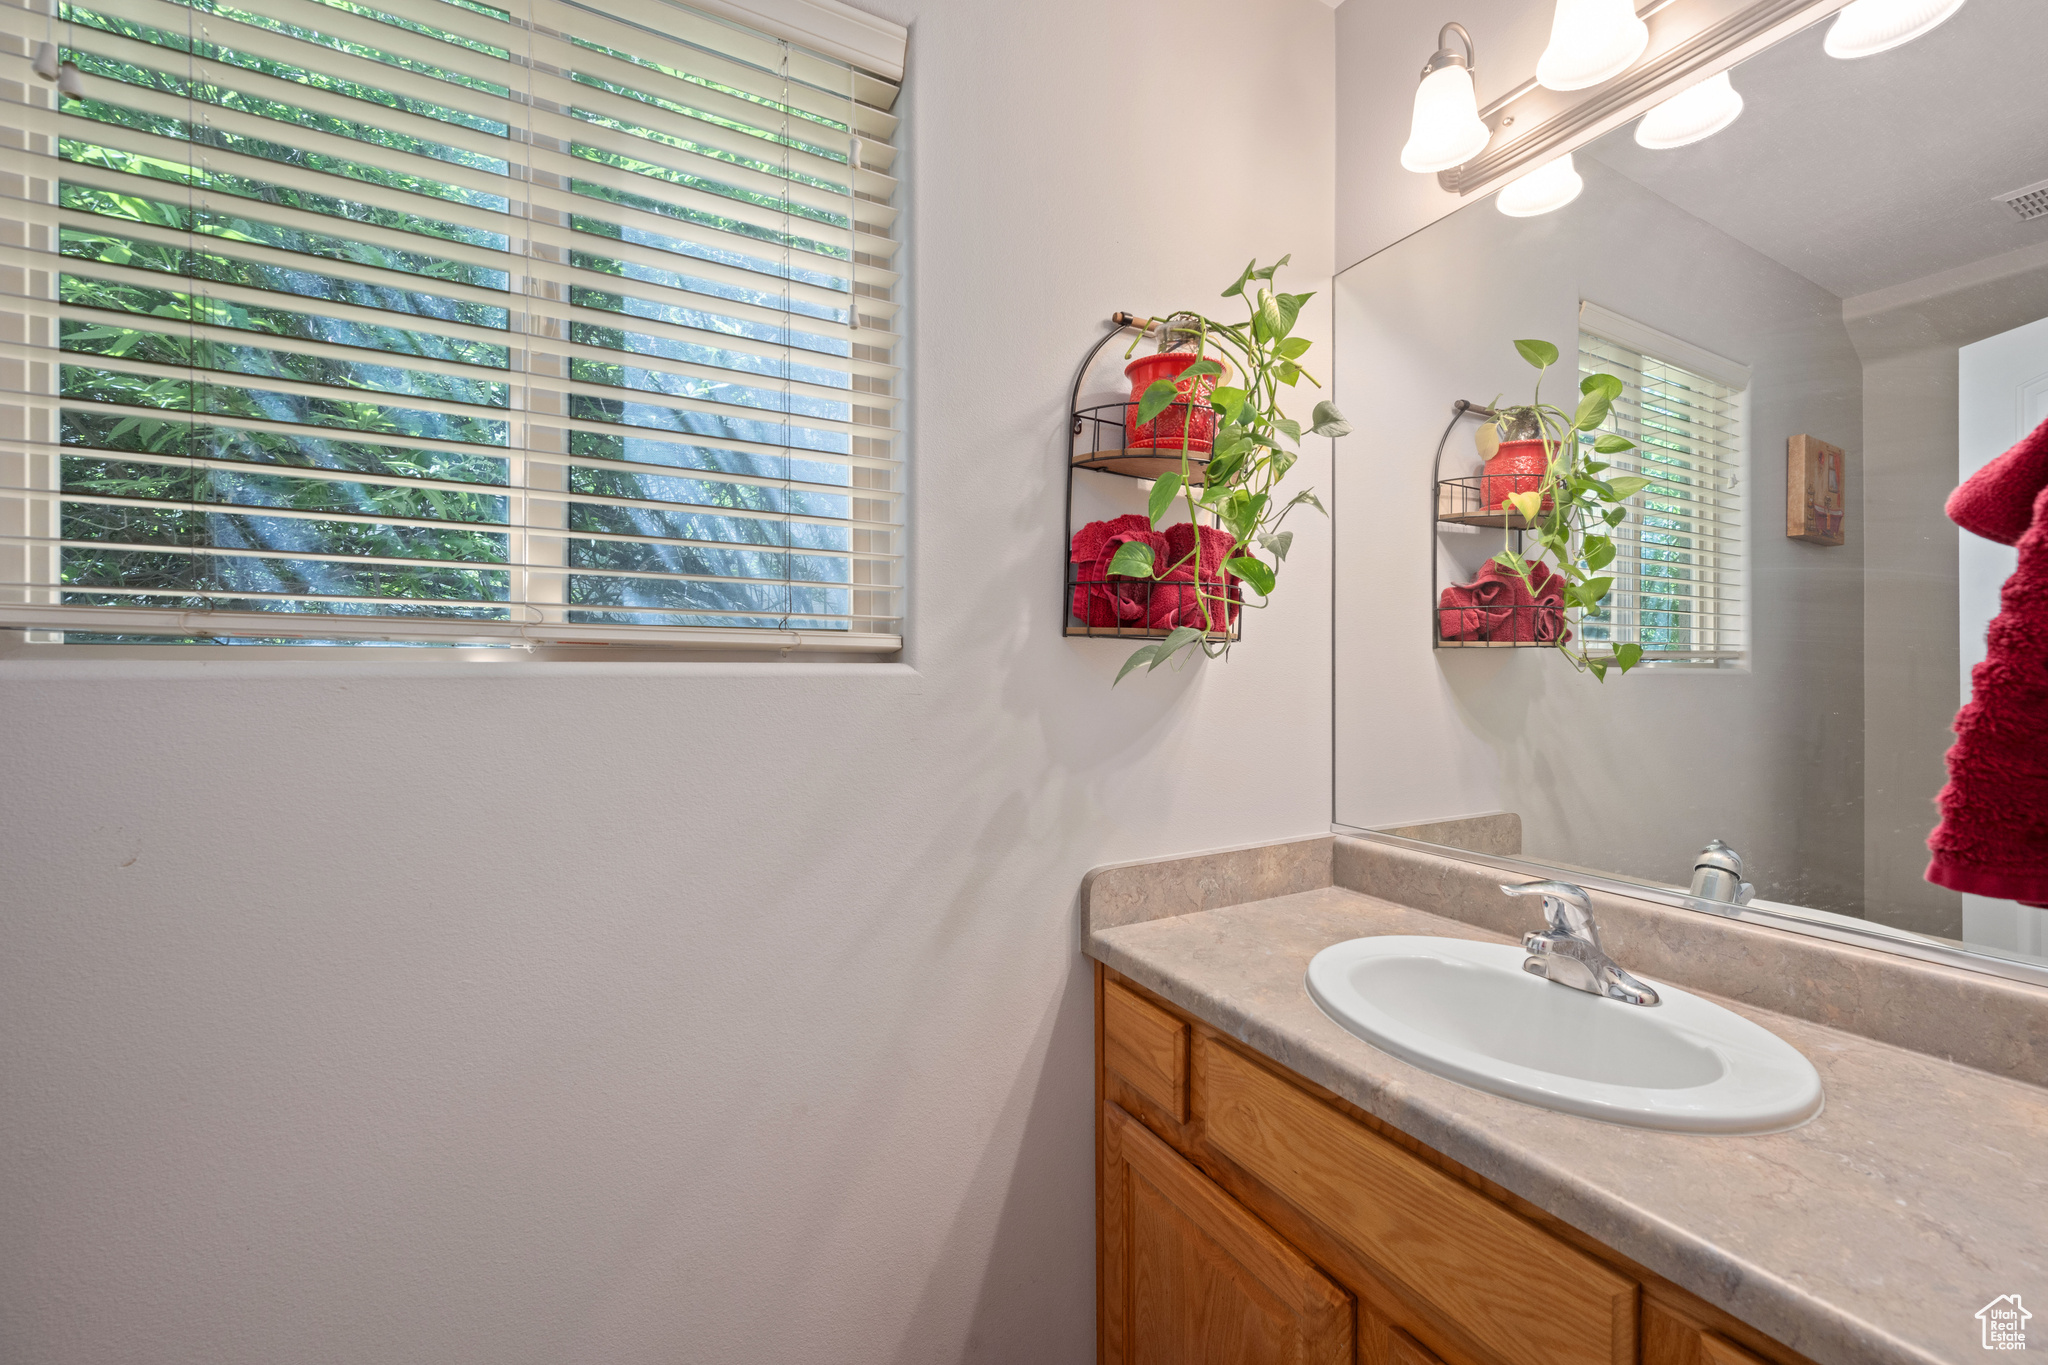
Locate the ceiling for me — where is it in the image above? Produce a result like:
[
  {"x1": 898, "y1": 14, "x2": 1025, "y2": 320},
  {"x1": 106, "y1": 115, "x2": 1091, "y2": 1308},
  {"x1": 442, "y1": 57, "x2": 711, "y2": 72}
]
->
[{"x1": 1583, "y1": 0, "x2": 2048, "y2": 300}]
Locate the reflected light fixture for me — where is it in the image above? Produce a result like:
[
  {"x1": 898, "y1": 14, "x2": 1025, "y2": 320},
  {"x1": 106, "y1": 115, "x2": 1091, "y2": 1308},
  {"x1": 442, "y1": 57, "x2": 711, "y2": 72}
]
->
[
  {"x1": 1634, "y1": 70, "x2": 1744, "y2": 149},
  {"x1": 1497, "y1": 153, "x2": 1585, "y2": 217},
  {"x1": 1823, "y1": 0, "x2": 1967, "y2": 58},
  {"x1": 1536, "y1": 0, "x2": 1650, "y2": 91},
  {"x1": 1399, "y1": 22, "x2": 1490, "y2": 173}
]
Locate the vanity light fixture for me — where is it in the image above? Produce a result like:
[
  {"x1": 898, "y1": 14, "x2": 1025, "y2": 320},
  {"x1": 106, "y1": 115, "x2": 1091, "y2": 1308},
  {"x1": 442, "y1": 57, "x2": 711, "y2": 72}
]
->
[
  {"x1": 1634, "y1": 70, "x2": 1744, "y2": 149},
  {"x1": 1823, "y1": 0, "x2": 1967, "y2": 58},
  {"x1": 1496, "y1": 153, "x2": 1584, "y2": 216},
  {"x1": 1399, "y1": 23, "x2": 1490, "y2": 173},
  {"x1": 1535, "y1": 0, "x2": 1650, "y2": 91}
]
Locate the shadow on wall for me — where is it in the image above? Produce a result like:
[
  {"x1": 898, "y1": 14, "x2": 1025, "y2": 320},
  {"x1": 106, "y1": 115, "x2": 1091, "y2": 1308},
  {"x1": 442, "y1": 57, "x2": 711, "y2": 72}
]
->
[{"x1": 887, "y1": 962, "x2": 1097, "y2": 1365}]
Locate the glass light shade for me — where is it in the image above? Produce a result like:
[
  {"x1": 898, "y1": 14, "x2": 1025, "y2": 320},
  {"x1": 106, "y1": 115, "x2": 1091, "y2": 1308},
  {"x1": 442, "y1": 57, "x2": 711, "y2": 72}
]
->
[
  {"x1": 1536, "y1": 0, "x2": 1650, "y2": 91},
  {"x1": 1823, "y1": 0, "x2": 1967, "y2": 57},
  {"x1": 1399, "y1": 64, "x2": 1491, "y2": 173},
  {"x1": 1497, "y1": 154, "x2": 1585, "y2": 217},
  {"x1": 1634, "y1": 71, "x2": 1745, "y2": 149}
]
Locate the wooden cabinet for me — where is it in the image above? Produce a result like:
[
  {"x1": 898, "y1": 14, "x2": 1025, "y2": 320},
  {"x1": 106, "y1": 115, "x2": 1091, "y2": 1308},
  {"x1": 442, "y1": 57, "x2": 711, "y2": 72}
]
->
[
  {"x1": 1096, "y1": 966, "x2": 1816, "y2": 1365},
  {"x1": 1101, "y1": 1102, "x2": 1354, "y2": 1364}
]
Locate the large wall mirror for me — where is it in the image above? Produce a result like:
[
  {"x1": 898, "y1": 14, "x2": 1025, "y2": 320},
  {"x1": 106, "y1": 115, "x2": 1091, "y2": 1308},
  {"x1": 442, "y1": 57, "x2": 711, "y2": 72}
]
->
[{"x1": 1332, "y1": 0, "x2": 2047, "y2": 981}]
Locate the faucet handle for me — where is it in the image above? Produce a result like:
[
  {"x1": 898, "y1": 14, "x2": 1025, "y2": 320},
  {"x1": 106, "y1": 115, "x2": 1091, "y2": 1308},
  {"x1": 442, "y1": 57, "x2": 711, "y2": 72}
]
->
[{"x1": 1500, "y1": 880, "x2": 1600, "y2": 948}]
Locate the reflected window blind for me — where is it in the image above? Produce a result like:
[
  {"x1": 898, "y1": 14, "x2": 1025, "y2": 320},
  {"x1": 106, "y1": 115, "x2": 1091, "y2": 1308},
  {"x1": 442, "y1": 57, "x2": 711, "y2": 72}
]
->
[
  {"x1": 1578, "y1": 331, "x2": 1744, "y2": 664},
  {"x1": 0, "y1": 0, "x2": 902, "y2": 648}
]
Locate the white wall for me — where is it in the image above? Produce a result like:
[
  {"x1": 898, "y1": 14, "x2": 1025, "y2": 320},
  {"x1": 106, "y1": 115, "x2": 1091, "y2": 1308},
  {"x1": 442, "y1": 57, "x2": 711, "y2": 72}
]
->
[
  {"x1": 0, "y1": 2, "x2": 1338, "y2": 1361},
  {"x1": 1332, "y1": 158, "x2": 1867, "y2": 911}
]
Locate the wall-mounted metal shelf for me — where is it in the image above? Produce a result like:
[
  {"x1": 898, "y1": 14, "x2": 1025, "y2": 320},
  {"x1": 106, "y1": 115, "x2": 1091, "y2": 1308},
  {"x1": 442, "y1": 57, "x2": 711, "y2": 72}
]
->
[
  {"x1": 1430, "y1": 398, "x2": 1563, "y2": 649},
  {"x1": 1064, "y1": 317, "x2": 1239, "y2": 643}
]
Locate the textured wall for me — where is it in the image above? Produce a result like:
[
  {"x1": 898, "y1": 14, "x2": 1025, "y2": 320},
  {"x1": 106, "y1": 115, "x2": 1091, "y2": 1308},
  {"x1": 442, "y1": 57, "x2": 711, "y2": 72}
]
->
[{"x1": 0, "y1": 2, "x2": 1338, "y2": 1361}]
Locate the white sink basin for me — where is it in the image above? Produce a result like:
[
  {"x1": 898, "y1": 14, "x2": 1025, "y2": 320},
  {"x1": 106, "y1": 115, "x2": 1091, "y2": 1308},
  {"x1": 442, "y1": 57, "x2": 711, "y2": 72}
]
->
[{"x1": 1305, "y1": 936, "x2": 1822, "y2": 1134}]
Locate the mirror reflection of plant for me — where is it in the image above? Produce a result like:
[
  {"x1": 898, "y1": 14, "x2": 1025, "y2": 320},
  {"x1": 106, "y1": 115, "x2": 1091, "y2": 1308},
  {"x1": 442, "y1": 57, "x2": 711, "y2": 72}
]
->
[
  {"x1": 1489, "y1": 338, "x2": 1656, "y2": 681},
  {"x1": 1102, "y1": 256, "x2": 1352, "y2": 685}
]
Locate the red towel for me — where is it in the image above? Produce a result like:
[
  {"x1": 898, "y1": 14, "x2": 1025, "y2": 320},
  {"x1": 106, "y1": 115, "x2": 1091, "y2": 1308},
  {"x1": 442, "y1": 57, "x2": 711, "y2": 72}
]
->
[
  {"x1": 1947, "y1": 412, "x2": 2048, "y2": 546},
  {"x1": 1070, "y1": 514, "x2": 1168, "y2": 627},
  {"x1": 1148, "y1": 521, "x2": 1242, "y2": 631},
  {"x1": 1926, "y1": 480, "x2": 2048, "y2": 907},
  {"x1": 1438, "y1": 561, "x2": 1570, "y2": 643}
]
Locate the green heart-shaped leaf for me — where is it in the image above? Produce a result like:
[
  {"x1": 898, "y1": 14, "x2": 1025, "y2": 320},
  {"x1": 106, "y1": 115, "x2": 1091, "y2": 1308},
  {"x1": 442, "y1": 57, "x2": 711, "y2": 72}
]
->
[
  {"x1": 1514, "y1": 339, "x2": 1559, "y2": 369},
  {"x1": 1135, "y1": 378, "x2": 1180, "y2": 425},
  {"x1": 1227, "y1": 554, "x2": 1276, "y2": 596},
  {"x1": 1106, "y1": 541, "x2": 1155, "y2": 579},
  {"x1": 1148, "y1": 471, "x2": 1183, "y2": 527}
]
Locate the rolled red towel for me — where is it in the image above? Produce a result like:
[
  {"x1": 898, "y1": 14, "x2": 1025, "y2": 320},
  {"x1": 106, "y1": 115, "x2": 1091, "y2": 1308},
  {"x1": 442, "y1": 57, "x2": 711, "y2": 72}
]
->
[
  {"x1": 1070, "y1": 514, "x2": 1168, "y2": 627},
  {"x1": 1947, "y1": 412, "x2": 2048, "y2": 546},
  {"x1": 1523, "y1": 561, "x2": 1572, "y2": 644},
  {"x1": 1439, "y1": 561, "x2": 1572, "y2": 643},
  {"x1": 1926, "y1": 482, "x2": 2048, "y2": 907},
  {"x1": 1438, "y1": 573, "x2": 1513, "y2": 640},
  {"x1": 1149, "y1": 521, "x2": 1241, "y2": 631}
]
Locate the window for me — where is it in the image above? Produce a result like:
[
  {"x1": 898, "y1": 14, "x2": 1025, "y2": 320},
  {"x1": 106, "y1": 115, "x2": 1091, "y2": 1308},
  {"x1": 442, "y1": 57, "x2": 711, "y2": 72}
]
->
[
  {"x1": 1, "y1": 0, "x2": 903, "y2": 650},
  {"x1": 1577, "y1": 303, "x2": 1747, "y2": 666}
]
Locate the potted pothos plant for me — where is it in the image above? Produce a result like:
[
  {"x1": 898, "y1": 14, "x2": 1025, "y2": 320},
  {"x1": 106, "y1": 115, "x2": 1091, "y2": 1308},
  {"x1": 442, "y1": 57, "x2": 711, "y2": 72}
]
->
[
  {"x1": 1486, "y1": 338, "x2": 1657, "y2": 681},
  {"x1": 1101, "y1": 255, "x2": 1351, "y2": 685}
]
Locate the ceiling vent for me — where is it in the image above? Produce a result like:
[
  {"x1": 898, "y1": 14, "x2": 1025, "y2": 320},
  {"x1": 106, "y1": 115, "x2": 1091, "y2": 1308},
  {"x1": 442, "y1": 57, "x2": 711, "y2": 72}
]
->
[{"x1": 1999, "y1": 178, "x2": 2048, "y2": 223}]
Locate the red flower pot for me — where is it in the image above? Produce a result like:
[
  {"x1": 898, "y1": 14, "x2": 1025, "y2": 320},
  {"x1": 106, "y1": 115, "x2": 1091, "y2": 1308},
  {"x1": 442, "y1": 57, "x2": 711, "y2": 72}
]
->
[
  {"x1": 1124, "y1": 353, "x2": 1229, "y2": 454},
  {"x1": 1481, "y1": 439, "x2": 1554, "y2": 514}
]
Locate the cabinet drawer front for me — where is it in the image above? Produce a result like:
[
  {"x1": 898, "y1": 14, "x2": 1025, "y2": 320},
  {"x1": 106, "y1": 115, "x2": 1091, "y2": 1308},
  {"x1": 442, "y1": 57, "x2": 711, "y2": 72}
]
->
[
  {"x1": 1105, "y1": 979, "x2": 1190, "y2": 1121},
  {"x1": 1202, "y1": 1043, "x2": 1636, "y2": 1365}
]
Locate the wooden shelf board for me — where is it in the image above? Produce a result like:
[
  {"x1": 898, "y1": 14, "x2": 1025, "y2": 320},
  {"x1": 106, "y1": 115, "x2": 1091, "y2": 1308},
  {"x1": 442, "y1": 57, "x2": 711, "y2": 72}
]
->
[
  {"x1": 1436, "y1": 509, "x2": 1537, "y2": 530},
  {"x1": 1072, "y1": 450, "x2": 1211, "y2": 484},
  {"x1": 1066, "y1": 625, "x2": 1238, "y2": 641}
]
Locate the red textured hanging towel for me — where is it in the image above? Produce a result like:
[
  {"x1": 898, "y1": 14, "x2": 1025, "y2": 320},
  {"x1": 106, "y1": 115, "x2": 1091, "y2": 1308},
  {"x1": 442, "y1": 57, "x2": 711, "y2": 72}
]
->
[
  {"x1": 1926, "y1": 414, "x2": 2048, "y2": 907},
  {"x1": 1070, "y1": 514, "x2": 1167, "y2": 627},
  {"x1": 1437, "y1": 560, "x2": 1571, "y2": 643},
  {"x1": 1148, "y1": 521, "x2": 1241, "y2": 632}
]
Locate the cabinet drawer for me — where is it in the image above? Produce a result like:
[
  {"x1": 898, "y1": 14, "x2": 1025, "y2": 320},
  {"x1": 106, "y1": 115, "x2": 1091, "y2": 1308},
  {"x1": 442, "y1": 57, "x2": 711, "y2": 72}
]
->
[
  {"x1": 1104, "y1": 978, "x2": 1190, "y2": 1121},
  {"x1": 1201, "y1": 1042, "x2": 1636, "y2": 1365}
]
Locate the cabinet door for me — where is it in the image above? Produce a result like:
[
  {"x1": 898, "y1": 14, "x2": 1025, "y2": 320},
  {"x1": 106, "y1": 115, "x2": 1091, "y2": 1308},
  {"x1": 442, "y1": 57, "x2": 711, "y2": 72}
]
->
[{"x1": 1102, "y1": 1103, "x2": 1353, "y2": 1365}]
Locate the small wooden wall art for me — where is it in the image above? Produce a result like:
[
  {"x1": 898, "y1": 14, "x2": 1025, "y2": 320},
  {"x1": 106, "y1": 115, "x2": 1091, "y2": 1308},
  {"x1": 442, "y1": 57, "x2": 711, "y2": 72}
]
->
[{"x1": 1787, "y1": 434, "x2": 1845, "y2": 546}]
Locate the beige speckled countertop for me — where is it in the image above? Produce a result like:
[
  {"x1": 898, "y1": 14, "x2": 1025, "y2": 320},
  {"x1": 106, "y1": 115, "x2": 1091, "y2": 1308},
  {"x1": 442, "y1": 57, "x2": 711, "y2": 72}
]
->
[{"x1": 1088, "y1": 879, "x2": 2048, "y2": 1365}]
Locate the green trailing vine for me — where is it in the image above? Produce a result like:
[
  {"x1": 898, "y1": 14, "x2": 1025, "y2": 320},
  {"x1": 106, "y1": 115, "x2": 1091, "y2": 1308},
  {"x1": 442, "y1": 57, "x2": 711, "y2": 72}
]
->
[
  {"x1": 1488, "y1": 338, "x2": 1655, "y2": 681},
  {"x1": 1106, "y1": 255, "x2": 1351, "y2": 685}
]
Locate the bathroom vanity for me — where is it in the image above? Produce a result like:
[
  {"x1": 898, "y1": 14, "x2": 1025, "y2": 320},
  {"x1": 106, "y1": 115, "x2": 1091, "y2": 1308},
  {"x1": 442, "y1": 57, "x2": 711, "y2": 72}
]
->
[{"x1": 1087, "y1": 835, "x2": 2048, "y2": 1365}]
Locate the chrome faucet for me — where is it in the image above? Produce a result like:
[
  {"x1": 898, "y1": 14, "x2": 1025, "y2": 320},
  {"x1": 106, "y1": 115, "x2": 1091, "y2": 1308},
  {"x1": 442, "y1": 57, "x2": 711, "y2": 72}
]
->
[
  {"x1": 1502, "y1": 880, "x2": 1661, "y2": 1007},
  {"x1": 1689, "y1": 839, "x2": 1755, "y2": 906}
]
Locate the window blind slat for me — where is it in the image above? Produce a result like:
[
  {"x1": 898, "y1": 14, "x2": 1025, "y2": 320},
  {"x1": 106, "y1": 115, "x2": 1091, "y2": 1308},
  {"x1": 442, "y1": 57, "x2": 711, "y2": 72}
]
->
[{"x1": 0, "y1": 0, "x2": 900, "y2": 647}]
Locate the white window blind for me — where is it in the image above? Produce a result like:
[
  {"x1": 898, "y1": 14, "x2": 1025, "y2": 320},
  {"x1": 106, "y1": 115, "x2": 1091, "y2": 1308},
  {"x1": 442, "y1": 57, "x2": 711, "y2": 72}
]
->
[
  {"x1": 0, "y1": 0, "x2": 902, "y2": 649},
  {"x1": 1577, "y1": 318, "x2": 1745, "y2": 665}
]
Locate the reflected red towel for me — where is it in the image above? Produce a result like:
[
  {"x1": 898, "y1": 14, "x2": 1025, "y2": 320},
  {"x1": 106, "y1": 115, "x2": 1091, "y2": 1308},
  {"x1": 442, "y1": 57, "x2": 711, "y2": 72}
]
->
[
  {"x1": 1926, "y1": 482, "x2": 2048, "y2": 907},
  {"x1": 1947, "y1": 412, "x2": 2048, "y2": 546},
  {"x1": 1437, "y1": 561, "x2": 1571, "y2": 643},
  {"x1": 1070, "y1": 514, "x2": 1168, "y2": 627},
  {"x1": 1149, "y1": 522, "x2": 1241, "y2": 631}
]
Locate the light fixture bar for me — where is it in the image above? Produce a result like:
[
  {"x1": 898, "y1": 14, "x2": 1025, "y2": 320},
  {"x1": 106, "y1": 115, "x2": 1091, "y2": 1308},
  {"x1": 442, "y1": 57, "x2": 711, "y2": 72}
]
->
[{"x1": 1433, "y1": 0, "x2": 1857, "y2": 200}]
